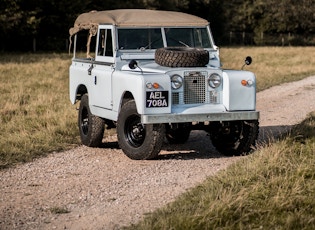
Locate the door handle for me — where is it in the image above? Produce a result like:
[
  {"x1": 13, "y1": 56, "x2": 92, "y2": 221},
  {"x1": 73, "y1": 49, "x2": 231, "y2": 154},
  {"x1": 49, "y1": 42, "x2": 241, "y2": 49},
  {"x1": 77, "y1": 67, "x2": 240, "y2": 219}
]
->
[{"x1": 88, "y1": 64, "x2": 94, "y2": 75}]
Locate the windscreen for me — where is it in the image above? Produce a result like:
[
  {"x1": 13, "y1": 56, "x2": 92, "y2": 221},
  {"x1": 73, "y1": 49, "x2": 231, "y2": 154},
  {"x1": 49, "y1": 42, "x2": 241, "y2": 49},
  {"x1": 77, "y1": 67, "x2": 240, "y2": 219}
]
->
[
  {"x1": 118, "y1": 27, "x2": 212, "y2": 50},
  {"x1": 118, "y1": 28, "x2": 163, "y2": 50},
  {"x1": 165, "y1": 28, "x2": 212, "y2": 48}
]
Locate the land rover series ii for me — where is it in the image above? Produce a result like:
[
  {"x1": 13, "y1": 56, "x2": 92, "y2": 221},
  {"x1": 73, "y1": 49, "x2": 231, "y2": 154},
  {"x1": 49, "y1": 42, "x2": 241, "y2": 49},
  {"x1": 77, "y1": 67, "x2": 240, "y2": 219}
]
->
[{"x1": 69, "y1": 9, "x2": 259, "y2": 160}]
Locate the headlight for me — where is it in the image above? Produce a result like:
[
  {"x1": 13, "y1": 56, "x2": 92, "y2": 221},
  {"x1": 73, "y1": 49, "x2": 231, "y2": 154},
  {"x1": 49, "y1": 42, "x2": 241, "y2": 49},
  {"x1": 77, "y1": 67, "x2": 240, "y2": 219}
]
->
[
  {"x1": 208, "y1": 73, "x2": 221, "y2": 88},
  {"x1": 171, "y1": 74, "x2": 183, "y2": 89}
]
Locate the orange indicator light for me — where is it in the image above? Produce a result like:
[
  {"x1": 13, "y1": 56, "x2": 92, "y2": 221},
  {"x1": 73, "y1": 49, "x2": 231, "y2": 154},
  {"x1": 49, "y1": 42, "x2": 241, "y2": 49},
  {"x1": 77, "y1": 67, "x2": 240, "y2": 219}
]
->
[
  {"x1": 241, "y1": 80, "x2": 248, "y2": 86},
  {"x1": 153, "y1": 83, "x2": 160, "y2": 89}
]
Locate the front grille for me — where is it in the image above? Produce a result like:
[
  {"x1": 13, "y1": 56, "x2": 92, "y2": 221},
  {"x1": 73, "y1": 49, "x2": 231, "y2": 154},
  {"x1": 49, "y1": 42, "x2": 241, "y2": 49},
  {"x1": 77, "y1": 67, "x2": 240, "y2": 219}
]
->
[
  {"x1": 172, "y1": 71, "x2": 221, "y2": 105},
  {"x1": 172, "y1": 92, "x2": 179, "y2": 104},
  {"x1": 184, "y1": 72, "x2": 206, "y2": 104}
]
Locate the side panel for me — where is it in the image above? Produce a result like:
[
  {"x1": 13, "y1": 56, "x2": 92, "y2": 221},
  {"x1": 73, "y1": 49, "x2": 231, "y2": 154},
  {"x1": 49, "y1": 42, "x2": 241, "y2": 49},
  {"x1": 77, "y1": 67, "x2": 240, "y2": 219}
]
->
[
  {"x1": 222, "y1": 70, "x2": 256, "y2": 111},
  {"x1": 69, "y1": 61, "x2": 93, "y2": 104}
]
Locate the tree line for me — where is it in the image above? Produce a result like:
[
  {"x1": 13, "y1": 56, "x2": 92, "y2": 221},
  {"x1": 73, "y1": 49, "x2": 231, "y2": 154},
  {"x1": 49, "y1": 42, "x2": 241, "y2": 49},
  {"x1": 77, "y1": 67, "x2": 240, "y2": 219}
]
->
[{"x1": 0, "y1": 0, "x2": 314, "y2": 52}]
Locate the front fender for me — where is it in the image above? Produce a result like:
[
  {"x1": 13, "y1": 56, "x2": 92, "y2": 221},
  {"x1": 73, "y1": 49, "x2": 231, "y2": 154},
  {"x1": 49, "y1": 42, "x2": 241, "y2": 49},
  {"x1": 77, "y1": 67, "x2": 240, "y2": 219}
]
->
[
  {"x1": 222, "y1": 70, "x2": 257, "y2": 111},
  {"x1": 112, "y1": 71, "x2": 171, "y2": 115}
]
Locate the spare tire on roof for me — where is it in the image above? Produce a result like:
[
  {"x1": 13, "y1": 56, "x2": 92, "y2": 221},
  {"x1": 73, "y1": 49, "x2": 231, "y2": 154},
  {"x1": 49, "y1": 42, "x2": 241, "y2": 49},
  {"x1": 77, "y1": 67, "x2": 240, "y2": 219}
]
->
[{"x1": 155, "y1": 47, "x2": 209, "y2": 67}]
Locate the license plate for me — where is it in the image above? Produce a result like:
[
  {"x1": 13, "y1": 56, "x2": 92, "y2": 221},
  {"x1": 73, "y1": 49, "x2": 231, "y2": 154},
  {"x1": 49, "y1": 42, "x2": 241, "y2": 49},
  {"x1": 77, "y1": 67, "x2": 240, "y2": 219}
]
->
[{"x1": 146, "y1": 91, "x2": 168, "y2": 108}]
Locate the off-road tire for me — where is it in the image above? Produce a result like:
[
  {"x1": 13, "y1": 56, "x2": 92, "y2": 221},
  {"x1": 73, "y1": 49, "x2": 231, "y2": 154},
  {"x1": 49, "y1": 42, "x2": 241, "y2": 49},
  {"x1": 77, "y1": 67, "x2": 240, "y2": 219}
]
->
[
  {"x1": 78, "y1": 94, "x2": 105, "y2": 147},
  {"x1": 117, "y1": 100, "x2": 165, "y2": 160},
  {"x1": 165, "y1": 124, "x2": 191, "y2": 144},
  {"x1": 155, "y1": 47, "x2": 209, "y2": 67},
  {"x1": 209, "y1": 120, "x2": 259, "y2": 156}
]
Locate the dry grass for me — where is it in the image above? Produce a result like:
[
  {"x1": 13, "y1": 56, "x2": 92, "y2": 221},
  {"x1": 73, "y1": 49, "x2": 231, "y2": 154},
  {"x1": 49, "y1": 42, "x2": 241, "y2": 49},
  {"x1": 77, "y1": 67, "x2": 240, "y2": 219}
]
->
[
  {"x1": 0, "y1": 53, "x2": 80, "y2": 168},
  {"x1": 220, "y1": 46, "x2": 315, "y2": 91},
  {"x1": 127, "y1": 112, "x2": 315, "y2": 229}
]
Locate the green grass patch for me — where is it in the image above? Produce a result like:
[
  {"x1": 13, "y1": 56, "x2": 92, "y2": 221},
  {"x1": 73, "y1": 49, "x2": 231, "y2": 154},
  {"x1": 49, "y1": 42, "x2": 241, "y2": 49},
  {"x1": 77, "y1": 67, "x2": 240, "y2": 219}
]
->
[
  {"x1": 126, "y1": 112, "x2": 315, "y2": 229},
  {"x1": 1, "y1": 47, "x2": 315, "y2": 168}
]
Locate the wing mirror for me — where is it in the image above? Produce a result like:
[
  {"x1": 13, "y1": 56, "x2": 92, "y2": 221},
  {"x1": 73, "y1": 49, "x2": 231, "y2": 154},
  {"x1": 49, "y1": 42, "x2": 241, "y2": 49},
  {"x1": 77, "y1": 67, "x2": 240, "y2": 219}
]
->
[
  {"x1": 242, "y1": 56, "x2": 252, "y2": 69},
  {"x1": 245, "y1": 56, "x2": 252, "y2": 65},
  {"x1": 128, "y1": 59, "x2": 143, "y2": 73},
  {"x1": 129, "y1": 60, "x2": 138, "y2": 69}
]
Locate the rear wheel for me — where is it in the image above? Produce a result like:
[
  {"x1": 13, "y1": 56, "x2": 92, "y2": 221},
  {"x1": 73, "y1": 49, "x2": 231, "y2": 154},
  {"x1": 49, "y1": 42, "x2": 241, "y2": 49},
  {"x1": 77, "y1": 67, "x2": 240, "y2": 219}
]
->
[
  {"x1": 78, "y1": 94, "x2": 105, "y2": 147},
  {"x1": 165, "y1": 124, "x2": 191, "y2": 144},
  {"x1": 209, "y1": 120, "x2": 259, "y2": 156},
  {"x1": 117, "y1": 100, "x2": 165, "y2": 160}
]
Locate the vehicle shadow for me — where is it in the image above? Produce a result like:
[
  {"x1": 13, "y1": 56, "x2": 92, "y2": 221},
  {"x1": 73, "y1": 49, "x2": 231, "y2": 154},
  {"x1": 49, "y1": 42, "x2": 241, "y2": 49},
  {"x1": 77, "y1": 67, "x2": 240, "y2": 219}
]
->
[
  {"x1": 158, "y1": 125, "x2": 294, "y2": 160},
  {"x1": 257, "y1": 125, "x2": 294, "y2": 145},
  {"x1": 159, "y1": 130, "x2": 222, "y2": 160},
  {"x1": 98, "y1": 125, "x2": 294, "y2": 160},
  {"x1": 100, "y1": 141, "x2": 120, "y2": 149}
]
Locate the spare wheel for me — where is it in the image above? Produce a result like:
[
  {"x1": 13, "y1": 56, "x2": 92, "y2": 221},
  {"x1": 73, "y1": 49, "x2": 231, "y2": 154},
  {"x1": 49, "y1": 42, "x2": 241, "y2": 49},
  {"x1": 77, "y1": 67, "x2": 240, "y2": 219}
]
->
[{"x1": 155, "y1": 47, "x2": 209, "y2": 67}]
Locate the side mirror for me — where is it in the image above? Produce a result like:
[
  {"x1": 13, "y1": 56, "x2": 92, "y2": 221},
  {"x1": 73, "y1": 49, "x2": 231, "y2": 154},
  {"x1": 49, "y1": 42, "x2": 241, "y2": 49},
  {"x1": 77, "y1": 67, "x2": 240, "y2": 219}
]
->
[
  {"x1": 245, "y1": 56, "x2": 252, "y2": 65},
  {"x1": 129, "y1": 60, "x2": 138, "y2": 69},
  {"x1": 242, "y1": 56, "x2": 252, "y2": 69}
]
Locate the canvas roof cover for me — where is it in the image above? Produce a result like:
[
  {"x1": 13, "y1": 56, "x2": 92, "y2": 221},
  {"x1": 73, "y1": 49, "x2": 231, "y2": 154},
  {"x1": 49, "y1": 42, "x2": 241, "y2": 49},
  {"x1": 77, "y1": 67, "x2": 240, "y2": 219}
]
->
[{"x1": 69, "y1": 9, "x2": 209, "y2": 36}]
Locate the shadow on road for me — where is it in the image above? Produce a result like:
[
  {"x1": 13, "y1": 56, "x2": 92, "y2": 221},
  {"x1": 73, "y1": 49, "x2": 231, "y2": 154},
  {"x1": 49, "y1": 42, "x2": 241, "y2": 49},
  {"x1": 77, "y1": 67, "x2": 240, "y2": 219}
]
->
[
  {"x1": 258, "y1": 125, "x2": 293, "y2": 145},
  {"x1": 97, "y1": 125, "x2": 295, "y2": 160}
]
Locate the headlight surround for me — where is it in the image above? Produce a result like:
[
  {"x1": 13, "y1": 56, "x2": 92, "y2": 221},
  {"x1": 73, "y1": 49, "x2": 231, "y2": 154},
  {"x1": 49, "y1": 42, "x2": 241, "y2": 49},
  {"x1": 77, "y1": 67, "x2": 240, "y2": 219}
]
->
[
  {"x1": 208, "y1": 73, "x2": 221, "y2": 88},
  {"x1": 171, "y1": 74, "x2": 183, "y2": 89}
]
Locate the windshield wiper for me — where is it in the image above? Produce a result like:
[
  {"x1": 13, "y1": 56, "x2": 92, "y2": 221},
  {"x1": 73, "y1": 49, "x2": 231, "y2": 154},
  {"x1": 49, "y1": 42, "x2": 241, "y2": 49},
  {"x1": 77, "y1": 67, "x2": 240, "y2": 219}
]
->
[
  {"x1": 168, "y1": 37, "x2": 190, "y2": 47},
  {"x1": 141, "y1": 38, "x2": 163, "y2": 51}
]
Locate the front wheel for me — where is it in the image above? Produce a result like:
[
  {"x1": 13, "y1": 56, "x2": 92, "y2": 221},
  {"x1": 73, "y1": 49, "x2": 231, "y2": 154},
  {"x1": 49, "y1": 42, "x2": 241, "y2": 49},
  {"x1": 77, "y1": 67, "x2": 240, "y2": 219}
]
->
[
  {"x1": 209, "y1": 120, "x2": 259, "y2": 156},
  {"x1": 78, "y1": 94, "x2": 105, "y2": 147},
  {"x1": 117, "y1": 100, "x2": 165, "y2": 160}
]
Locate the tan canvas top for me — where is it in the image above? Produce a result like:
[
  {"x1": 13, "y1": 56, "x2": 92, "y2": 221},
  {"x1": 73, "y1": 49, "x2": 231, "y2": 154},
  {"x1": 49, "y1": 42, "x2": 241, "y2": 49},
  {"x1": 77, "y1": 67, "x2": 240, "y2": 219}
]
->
[{"x1": 69, "y1": 9, "x2": 209, "y2": 36}]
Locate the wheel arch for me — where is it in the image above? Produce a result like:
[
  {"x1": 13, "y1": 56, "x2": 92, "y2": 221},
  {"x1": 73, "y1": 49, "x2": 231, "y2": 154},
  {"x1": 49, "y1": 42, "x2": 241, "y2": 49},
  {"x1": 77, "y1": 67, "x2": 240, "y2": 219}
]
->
[
  {"x1": 118, "y1": 90, "x2": 145, "y2": 116},
  {"x1": 73, "y1": 84, "x2": 88, "y2": 103},
  {"x1": 121, "y1": 91, "x2": 134, "y2": 106},
  {"x1": 118, "y1": 91, "x2": 135, "y2": 113}
]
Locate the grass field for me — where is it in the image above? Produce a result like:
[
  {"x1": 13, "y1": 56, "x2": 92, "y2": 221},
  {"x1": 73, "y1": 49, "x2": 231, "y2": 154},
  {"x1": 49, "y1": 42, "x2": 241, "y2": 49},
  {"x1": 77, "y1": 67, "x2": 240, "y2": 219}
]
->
[{"x1": 1, "y1": 47, "x2": 315, "y2": 168}]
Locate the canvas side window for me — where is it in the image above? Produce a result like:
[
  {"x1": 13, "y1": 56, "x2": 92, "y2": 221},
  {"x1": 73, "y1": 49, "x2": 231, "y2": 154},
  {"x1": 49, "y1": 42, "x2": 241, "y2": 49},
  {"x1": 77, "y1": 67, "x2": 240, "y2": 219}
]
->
[
  {"x1": 74, "y1": 30, "x2": 96, "y2": 59},
  {"x1": 97, "y1": 29, "x2": 113, "y2": 57}
]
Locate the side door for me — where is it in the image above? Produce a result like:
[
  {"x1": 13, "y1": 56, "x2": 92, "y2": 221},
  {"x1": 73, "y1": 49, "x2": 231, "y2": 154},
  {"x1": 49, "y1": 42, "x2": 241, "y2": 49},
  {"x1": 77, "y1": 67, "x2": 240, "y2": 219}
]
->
[{"x1": 90, "y1": 25, "x2": 115, "y2": 110}]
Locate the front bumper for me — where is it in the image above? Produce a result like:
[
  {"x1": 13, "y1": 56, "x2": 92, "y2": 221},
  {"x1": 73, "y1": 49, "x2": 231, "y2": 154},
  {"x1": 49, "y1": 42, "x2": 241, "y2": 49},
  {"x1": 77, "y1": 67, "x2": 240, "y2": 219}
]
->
[{"x1": 141, "y1": 111, "x2": 259, "y2": 124}]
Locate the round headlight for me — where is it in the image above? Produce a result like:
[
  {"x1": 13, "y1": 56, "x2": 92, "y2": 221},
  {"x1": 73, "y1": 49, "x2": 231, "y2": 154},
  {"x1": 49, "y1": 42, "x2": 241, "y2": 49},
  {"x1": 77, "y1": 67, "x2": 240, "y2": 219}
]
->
[
  {"x1": 208, "y1": 73, "x2": 221, "y2": 88},
  {"x1": 171, "y1": 75, "x2": 183, "y2": 89}
]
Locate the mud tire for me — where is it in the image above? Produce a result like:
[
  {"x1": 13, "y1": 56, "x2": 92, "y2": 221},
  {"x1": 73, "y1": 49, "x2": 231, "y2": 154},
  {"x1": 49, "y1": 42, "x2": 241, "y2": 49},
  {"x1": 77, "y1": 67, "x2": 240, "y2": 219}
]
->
[
  {"x1": 117, "y1": 100, "x2": 165, "y2": 160},
  {"x1": 78, "y1": 94, "x2": 105, "y2": 147}
]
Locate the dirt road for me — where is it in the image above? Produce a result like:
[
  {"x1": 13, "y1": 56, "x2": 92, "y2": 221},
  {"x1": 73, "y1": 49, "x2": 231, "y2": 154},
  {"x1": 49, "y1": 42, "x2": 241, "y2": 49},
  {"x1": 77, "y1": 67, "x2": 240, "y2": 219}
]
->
[{"x1": 1, "y1": 75, "x2": 315, "y2": 229}]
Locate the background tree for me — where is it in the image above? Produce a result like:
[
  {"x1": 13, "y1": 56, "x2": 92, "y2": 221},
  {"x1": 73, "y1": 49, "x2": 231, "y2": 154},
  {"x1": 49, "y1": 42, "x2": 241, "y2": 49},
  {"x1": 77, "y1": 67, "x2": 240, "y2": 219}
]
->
[{"x1": 0, "y1": 0, "x2": 314, "y2": 51}]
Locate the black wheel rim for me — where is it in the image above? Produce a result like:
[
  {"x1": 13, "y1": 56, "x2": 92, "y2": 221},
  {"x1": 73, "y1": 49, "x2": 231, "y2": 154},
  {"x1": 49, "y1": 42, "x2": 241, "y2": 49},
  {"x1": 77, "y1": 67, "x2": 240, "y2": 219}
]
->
[
  {"x1": 124, "y1": 115, "x2": 145, "y2": 147},
  {"x1": 80, "y1": 106, "x2": 89, "y2": 136}
]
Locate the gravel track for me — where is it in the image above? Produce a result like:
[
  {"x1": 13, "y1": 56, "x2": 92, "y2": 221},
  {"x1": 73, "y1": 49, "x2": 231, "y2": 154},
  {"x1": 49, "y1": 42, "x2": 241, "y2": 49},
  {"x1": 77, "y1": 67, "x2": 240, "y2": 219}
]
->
[{"x1": 1, "y1": 75, "x2": 315, "y2": 229}]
